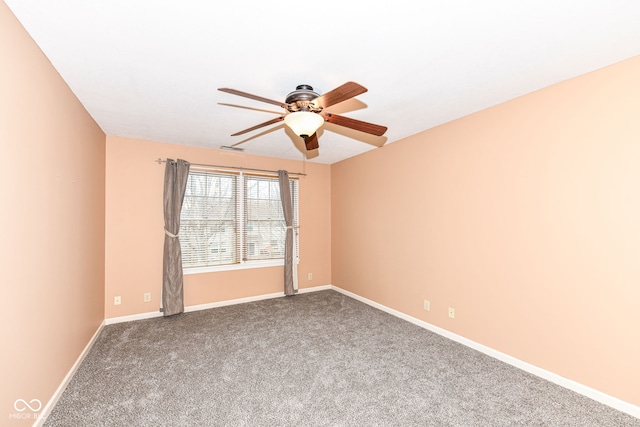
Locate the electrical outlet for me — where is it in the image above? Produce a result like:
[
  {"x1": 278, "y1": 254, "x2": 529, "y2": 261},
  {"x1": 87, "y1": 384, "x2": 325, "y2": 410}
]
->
[
  {"x1": 448, "y1": 307, "x2": 455, "y2": 319},
  {"x1": 308, "y1": 273, "x2": 313, "y2": 280},
  {"x1": 144, "y1": 293, "x2": 151, "y2": 303},
  {"x1": 114, "y1": 296, "x2": 121, "y2": 306},
  {"x1": 423, "y1": 300, "x2": 430, "y2": 311}
]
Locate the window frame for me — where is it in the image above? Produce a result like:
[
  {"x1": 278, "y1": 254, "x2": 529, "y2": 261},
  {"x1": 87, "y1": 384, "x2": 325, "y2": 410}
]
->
[{"x1": 180, "y1": 169, "x2": 299, "y2": 275}]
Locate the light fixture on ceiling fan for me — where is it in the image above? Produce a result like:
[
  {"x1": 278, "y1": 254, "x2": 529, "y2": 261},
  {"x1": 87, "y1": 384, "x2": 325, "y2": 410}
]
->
[
  {"x1": 284, "y1": 111, "x2": 325, "y2": 138},
  {"x1": 281, "y1": 84, "x2": 325, "y2": 137},
  {"x1": 218, "y1": 82, "x2": 387, "y2": 151}
]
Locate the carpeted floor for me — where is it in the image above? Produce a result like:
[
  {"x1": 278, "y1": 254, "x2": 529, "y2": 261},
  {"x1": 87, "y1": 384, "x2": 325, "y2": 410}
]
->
[{"x1": 44, "y1": 290, "x2": 639, "y2": 426}]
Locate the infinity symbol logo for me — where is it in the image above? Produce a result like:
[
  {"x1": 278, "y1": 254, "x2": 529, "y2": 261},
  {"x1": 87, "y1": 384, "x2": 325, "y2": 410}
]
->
[{"x1": 14, "y1": 399, "x2": 42, "y2": 412}]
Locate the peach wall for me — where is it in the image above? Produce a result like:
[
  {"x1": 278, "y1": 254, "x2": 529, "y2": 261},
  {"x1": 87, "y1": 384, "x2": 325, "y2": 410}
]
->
[
  {"x1": 0, "y1": 2, "x2": 106, "y2": 425},
  {"x1": 331, "y1": 56, "x2": 640, "y2": 407},
  {"x1": 105, "y1": 136, "x2": 331, "y2": 318}
]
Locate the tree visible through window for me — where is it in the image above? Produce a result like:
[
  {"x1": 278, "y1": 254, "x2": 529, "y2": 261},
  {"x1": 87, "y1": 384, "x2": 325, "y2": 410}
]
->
[{"x1": 179, "y1": 170, "x2": 298, "y2": 270}]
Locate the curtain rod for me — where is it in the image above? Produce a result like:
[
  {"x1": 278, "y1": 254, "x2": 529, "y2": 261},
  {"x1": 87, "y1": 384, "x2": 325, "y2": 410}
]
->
[{"x1": 155, "y1": 158, "x2": 307, "y2": 176}]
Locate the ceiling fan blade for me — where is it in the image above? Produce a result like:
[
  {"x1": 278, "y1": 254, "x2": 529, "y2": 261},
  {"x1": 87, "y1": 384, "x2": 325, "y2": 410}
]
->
[
  {"x1": 313, "y1": 82, "x2": 368, "y2": 109},
  {"x1": 323, "y1": 113, "x2": 387, "y2": 136},
  {"x1": 218, "y1": 103, "x2": 283, "y2": 115},
  {"x1": 218, "y1": 88, "x2": 289, "y2": 109},
  {"x1": 303, "y1": 133, "x2": 319, "y2": 151},
  {"x1": 230, "y1": 116, "x2": 284, "y2": 136}
]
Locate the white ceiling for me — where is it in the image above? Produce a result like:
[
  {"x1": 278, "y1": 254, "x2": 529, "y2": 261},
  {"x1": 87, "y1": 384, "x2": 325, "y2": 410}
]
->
[{"x1": 6, "y1": 1, "x2": 640, "y2": 164}]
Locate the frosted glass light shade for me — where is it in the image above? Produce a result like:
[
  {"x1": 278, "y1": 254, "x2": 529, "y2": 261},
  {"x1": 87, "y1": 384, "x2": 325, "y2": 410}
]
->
[{"x1": 284, "y1": 111, "x2": 324, "y2": 137}]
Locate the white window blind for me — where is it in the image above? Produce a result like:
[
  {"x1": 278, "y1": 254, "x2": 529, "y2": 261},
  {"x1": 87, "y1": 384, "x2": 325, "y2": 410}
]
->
[
  {"x1": 180, "y1": 171, "x2": 240, "y2": 268},
  {"x1": 243, "y1": 174, "x2": 298, "y2": 261},
  {"x1": 179, "y1": 170, "x2": 298, "y2": 271}
]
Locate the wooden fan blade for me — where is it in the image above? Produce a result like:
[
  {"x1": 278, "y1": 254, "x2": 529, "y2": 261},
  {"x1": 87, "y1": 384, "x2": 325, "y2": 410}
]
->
[
  {"x1": 313, "y1": 82, "x2": 368, "y2": 109},
  {"x1": 231, "y1": 116, "x2": 284, "y2": 136},
  {"x1": 303, "y1": 133, "x2": 319, "y2": 151},
  {"x1": 218, "y1": 103, "x2": 283, "y2": 115},
  {"x1": 323, "y1": 113, "x2": 387, "y2": 136},
  {"x1": 218, "y1": 88, "x2": 289, "y2": 109}
]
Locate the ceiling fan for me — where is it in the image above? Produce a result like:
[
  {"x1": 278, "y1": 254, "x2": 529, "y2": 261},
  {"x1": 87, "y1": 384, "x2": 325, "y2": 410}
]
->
[{"x1": 218, "y1": 82, "x2": 387, "y2": 151}]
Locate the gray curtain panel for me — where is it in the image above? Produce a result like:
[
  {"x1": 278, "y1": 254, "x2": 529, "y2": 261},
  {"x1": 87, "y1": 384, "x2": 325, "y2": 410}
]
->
[
  {"x1": 278, "y1": 170, "x2": 297, "y2": 296},
  {"x1": 162, "y1": 158, "x2": 190, "y2": 316}
]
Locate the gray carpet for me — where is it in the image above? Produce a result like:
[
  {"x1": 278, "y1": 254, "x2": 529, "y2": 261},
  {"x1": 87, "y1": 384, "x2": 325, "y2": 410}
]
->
[{"x1": 44, "y1": 290, "x2": 638, "y2": 426}]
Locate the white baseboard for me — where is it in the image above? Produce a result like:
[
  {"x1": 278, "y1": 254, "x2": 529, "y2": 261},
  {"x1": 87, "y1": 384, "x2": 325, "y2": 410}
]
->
[
  {"x1": 104, "y1": 310, "x2": 163, "y2": 325},
  {"x1": 297, "y1": 284, "x2": 333, "y2": 293},
  {"x1": 184, "y1": 291, "x2": 284, "y2": 312},
  {"x1": 329, "y1": 285, "x2": 640, "y2": 420},
  {"x1": 105, "y1": 284, "x2": 333, "y2": 325},
  {"x1": 34, "y1": 320, "x2": 106, "y2": 426},
  {"x1": 183, "y1": 285, "x2": 331, "y2": 312}
]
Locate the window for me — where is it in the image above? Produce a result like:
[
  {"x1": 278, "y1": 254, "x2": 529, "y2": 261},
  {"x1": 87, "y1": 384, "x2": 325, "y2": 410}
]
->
[{"x1": 179, "y1": 169, "x2": 298, "y2": 273}]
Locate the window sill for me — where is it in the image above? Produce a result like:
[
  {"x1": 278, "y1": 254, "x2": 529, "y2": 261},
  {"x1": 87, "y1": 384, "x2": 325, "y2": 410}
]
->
[{"x1": 184, "y1": 259, "x2": 299, "y2": 275}]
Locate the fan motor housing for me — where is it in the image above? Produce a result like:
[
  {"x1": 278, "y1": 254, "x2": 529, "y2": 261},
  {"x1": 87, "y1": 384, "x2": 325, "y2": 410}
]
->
[
  {"x1": 285, "y1": 84, "x2": 318, "y2": 103},
  {"x1": 285, "y1": 85, "x2": 322, "y2": 112}
]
